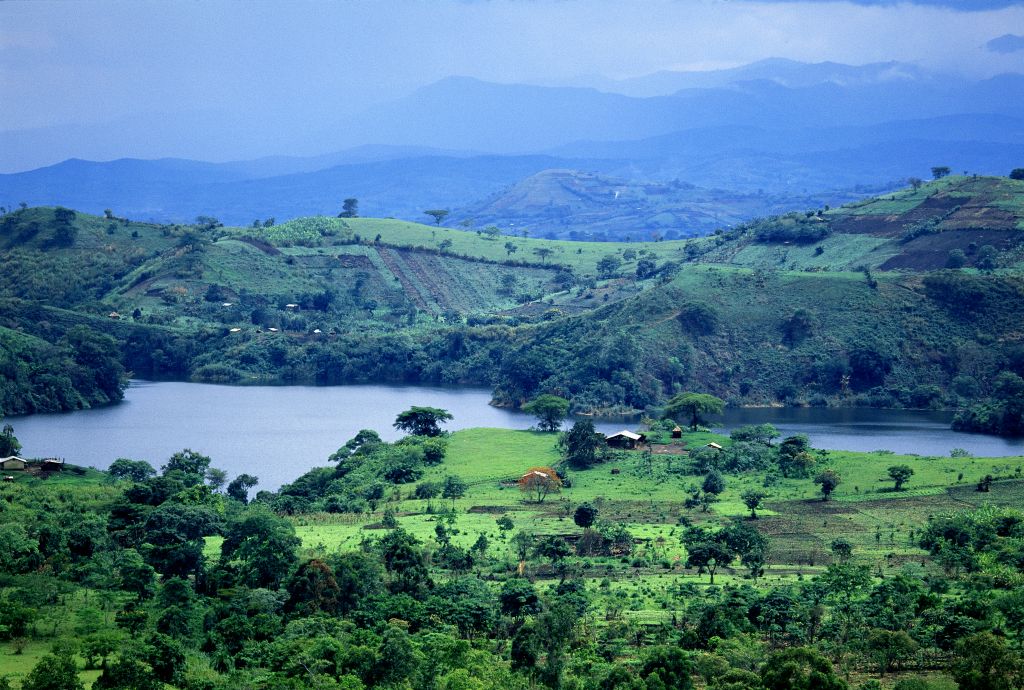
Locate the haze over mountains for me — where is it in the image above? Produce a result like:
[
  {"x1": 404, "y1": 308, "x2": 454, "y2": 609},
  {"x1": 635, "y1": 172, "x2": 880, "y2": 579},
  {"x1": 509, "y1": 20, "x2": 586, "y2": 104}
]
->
[{"x1": 2, "y1": 59, "x2": 1022, "y2": 238}]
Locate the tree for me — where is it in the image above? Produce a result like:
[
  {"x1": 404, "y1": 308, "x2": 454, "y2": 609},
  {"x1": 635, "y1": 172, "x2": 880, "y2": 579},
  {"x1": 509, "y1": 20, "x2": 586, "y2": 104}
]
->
[
  {"x1": 908, "y1": 177, "x2": 924, "y2": 190},
  {"x1": 533, "y1": 247, "x2": 553, "y2": 264},
  {"x1": 394, "y1": 406, "x2": 453, "y2": 437},
  {"x1": 225, "y1": 473, "x2": 259, "y2": 503},
  {"x1": 161, "y1": 448, "x2": 212, "y2": 484},
  {"x1": 21, "y1": 653, "x2": 84, "y2": 690},
  {"x1": 500, "y1": 578, "x2": 541, "y2": 618},
  {"x1": 504, "y1": 241, "x2": 518, "y2": 257},
  {"x1": 664, "y1": 392, "x2": 725, "y2": 430},
  {"x1": 442, "y1": 475, "x2": 467, "y2": 507},
  {"x1": 573, "y1": 503, "x2": 598, "y2": 529},
  {"x1": 951, "y1": 632, "x2": 1024, "y2": 690},
  {"x1": 339, "y1": 198, "x2": 359, "y2": 218},
  {"x1": 638, "y1": 646, "x2": 694, "y2": 690},
  {"x1": 378, "y1": 528, "x2": 432, "y2": 596},
  {"x1": 285, "y1": 559, "x2": 342, "y2": 616},
  {"x1": 597, "y1": 254, "x2": 621, "y2": 279},
  {"x1": 559, "y1": 419, "x2": 603, "y2": 469},
  {"x1": 93, "y1": 652, "x2": 161, "y2": 690},
  {"x1": 931, "y1": 166, "x2": 951, "y2": 179},
  {"x1": 522, "y1": 394, "x2": 570, "y2": 432},
  {"x1": 741, "y1": 489, "x2": 768, "y2": 519},
  {"x1": 977, "y1": 244, "x2": 998, "y2": 271},
  {"x1": 887, "y1": 464, "x2": 914, "y2": 491},
  {"x1": 938, "y1": 251, "x2": 972, "y2": 274},
  {"x1": 831, "y1": 538, "x2": 853, "y2": 563},
  {"x1": 204, "y1": 467, "x2": 228, "y2": 492},
  {"x1": 220, "y1": 510, "x2": 300, "y2": 589},
  {"x1": 760, "y1": 647, "x2": 847, "y2": 690},
  {"x1": 424, "y1": 209, "x2": 449, "y2": 226},
  {"x1": 814, "y1": 470, "x2": 841, "y2": 500},
  {"x1": 0, "y1": 423, "x2": 21, "y2": 457},
  {"x1": 1011, "y1": 168, "x2": 1024, "y2": 181},
  {"x1": 518, "y1": 467, "x2": 562, "y2": 503},
  {"x1": 684, "y1": 540, "x2": 733, "y2": 584},
  {"x1": 635, "y1": 258, "x2": 657, "y2": 280}
]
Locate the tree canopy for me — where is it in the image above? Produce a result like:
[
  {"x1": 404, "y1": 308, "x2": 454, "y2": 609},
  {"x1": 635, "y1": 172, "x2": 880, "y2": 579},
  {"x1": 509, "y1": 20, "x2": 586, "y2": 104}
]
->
[
  {"x1": 664, "y1": 392, "x2": 725, "y2": 430},
  {"x1": 393, "y1": 406, "x2": 453, "y2": 437},
  {"x1": 522, "y1": 394, "x2": 570, "y2": 432}
]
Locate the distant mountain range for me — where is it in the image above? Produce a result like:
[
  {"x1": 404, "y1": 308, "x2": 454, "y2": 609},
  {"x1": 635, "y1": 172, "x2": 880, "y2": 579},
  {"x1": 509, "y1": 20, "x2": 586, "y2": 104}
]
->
[{"x1": 1, "y1": 59, "x2": 1021, "y2": 237}]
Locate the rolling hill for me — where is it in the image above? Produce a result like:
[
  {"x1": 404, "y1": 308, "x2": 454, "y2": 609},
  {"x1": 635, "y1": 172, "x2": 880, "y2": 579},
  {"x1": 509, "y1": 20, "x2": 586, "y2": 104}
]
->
[{"x1": 0, "y1": 175, "x2": 1022, "y2": 417}]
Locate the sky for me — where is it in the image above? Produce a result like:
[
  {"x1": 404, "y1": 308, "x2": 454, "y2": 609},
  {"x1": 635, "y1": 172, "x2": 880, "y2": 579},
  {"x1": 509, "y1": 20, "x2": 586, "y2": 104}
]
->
[{"x1": 1, "y1": 0, "x2": 1022, "y2": 170}]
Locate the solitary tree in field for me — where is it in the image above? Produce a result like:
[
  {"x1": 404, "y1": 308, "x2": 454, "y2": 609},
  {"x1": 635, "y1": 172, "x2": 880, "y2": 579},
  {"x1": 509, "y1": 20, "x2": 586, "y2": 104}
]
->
[
  {"x1": 504, "y1": 241, "x2": 518, "y2": 257},
  {"x1": 339, "y1": 198, "x2": 359, "y2": 218},
  {"x1": 685, "y1": 540, "x2": 734, "y2": 585},
  {"x1": 831, "y1": 538, "x2": 853, "y2": 563},
  {"x1": 533, "y1": 247, "x2": 553, "y2": 264},
  {"x1": 518, "y1": 467, "x2": 561, "y2": 503},
  {"x1": 908, "y1": 177, "x2": 924, "y2": 190},
  {"x1": 442, "y1": 475, "x2": 467, "y2": 508},
  {"x1": 814, "y1": 469, "x2": 841, "y2": 501},
  {"x1": 522, "y1": 394, "x2": 570, "y2": 432},
  {"x1": 664, "y1": 392, "x2": 725, "y2": 430},
  {"x1": 559, "y1": 419, "x2": 603, "y2": 469},
  {"x1": 1010, "y1": 168, "x2": 1024, "y2": 180},
  {"x1": 887, "y1": 464, "x2": 914, "y2": 491},
  {"x1": 931, "y1": 166, "x2": 951, "y2": 180},
  {"x1": 741, "y1": 489, "x2": 768, "y2": 519},
  {"x1": 393, "y1": 406, "x2": 453, "y2": 437},
  {"x1": 424, "y1": 209, "x2": 449, "y2": 226},
  {"x1": 573, "y1": 503, "x2": 598, "y2": 529}
]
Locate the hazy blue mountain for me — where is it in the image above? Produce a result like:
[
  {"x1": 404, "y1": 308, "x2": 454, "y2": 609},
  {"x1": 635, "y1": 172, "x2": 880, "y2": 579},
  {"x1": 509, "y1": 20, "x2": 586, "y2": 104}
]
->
[
  {"x1": 563, "y1": 58, "x2": 937, "y2": 97},
  {"x1": 0, "y1": 155, "x2": 624, "y2": 225},
  {"x1": 329, "y1": 72, "x2": 1024, "y2": 153}
]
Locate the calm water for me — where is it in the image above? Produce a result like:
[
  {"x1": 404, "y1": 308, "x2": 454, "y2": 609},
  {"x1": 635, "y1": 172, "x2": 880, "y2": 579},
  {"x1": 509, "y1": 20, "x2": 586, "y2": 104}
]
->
[{"x1": 8, "y1": 381, "x2": 1023, "y2": 490}]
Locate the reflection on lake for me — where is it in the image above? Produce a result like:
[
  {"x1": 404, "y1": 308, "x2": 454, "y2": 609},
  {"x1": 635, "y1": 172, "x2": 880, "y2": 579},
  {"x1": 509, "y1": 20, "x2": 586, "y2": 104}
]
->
[{"x1": 9, "y1": 381, "x2": 1023, "y2": 490}]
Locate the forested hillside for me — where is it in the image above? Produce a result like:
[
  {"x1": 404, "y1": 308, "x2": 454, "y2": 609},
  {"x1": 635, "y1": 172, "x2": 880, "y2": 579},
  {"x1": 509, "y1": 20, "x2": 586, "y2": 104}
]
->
[{"x1": 0, "y1": 175, "x2": 1022, "y2": 420}]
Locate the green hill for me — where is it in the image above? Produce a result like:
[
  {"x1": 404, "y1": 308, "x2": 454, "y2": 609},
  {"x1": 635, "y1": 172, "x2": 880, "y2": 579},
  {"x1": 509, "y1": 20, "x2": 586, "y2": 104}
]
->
[{"x1": 0, "y1": 175, "x2": 1022, "y2": 416}]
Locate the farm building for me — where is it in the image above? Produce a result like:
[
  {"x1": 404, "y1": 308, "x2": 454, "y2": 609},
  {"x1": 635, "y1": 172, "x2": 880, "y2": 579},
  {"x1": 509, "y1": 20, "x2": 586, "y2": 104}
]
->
[
  {"x1": 706, "y1": 442, "x2": 724, "y2": 451},
  {"x1": 0, "y1": 456, "x2": 26, "y2": 471},
  {"x1": 41, "y1": 458, "x2": 64, "y2": 472},
  {"x1": 605, "y1": 430, "x2": 647, "y2": 449},
  {"x1": 671, "y1": 426, "x2": 683, "y2": 439}
]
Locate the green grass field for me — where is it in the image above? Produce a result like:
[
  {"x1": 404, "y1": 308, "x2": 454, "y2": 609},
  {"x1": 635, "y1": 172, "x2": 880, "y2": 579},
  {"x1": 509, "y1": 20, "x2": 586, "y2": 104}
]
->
[{"x1": 235, "y1": 428, "x2": 1024, "y2": 591}]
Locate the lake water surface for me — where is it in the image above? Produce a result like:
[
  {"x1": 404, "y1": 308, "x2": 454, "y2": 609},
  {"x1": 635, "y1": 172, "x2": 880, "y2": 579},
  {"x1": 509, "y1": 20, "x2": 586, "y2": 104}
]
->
[{"x1": 9, "y1": 381, "x2": 1024, "y2": 489}]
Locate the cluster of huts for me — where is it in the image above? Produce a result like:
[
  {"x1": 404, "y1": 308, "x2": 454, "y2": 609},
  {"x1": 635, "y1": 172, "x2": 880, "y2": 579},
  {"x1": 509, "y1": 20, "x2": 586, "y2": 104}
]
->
[{"x1": 1, "y1": 456, "x2": 64, "y2": 482}]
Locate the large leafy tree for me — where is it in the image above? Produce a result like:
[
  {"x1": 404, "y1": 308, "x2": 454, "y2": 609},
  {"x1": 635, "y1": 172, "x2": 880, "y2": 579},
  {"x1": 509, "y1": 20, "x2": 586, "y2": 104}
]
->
[
  {"x1": 664, "y1": 392, "x2": 724, "y2": 430},
  {"x1": 220, "y1": 510, "x2": 300, "y2": 589},
  {"x1": 522, "y1": 394, "x2": 570, "y2": 432},
  {"x1": 761, "y1": 647, "x2": 848, "y2": 690},
  {"x1": 393, "y1": 406, "x2": 453, "y2": 437},
  {"x1": 887, "y1": 464, "x2": 914, "y2": 491},
  {"x1": 559, "y1": 419, "x2": 603, "y2": 469},
  {"x1": 21, "y1": 653, "x2": 84, "y2": 690},
  {"x1": 225, "y1": 473, "x2": 259, "y2": 503},
  {"x1": 0, "y1": 422, "x2": 21, "y2": 457}
]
